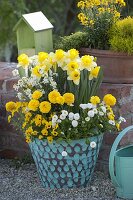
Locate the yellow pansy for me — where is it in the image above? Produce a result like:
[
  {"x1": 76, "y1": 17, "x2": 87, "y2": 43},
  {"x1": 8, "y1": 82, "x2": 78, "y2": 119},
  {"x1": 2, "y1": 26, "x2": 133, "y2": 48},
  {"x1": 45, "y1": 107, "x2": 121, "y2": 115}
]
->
[
  {"x1": 90, "y1": 96, "x2": 100, "y2": 105},
  {"x1": 26, "y1": 136, "x2": 31, "y2": 143},
  {"x1": 103, "y1": 94, "x2": 116, "y2": 106},
  {"x1": 51, "y1": 130, "x2": 58, "y2": 136},
  {"x1": 38, "y1": 52, "x2": 48, "y2": 63},
  {"x1": 56, "y1": 96, "x2": 65, "y2": 105},
  {"x1": 28, "y1": 99, "x2": 39, "y2": 111},
  {"x1": 34, "y1": 114, "x2": 42, "y2": 126},
  {"x1": 17, "y1": 54, "x2": 29, "y2": 67},
  {"x1": 39, "y1": 101, "x2": 51, "y2": 113},
  {"x1": 63, "y1": 93, "x2": 75, "y2": 105},
  {"x1": 6, "y1": 102, "x2": 16, "y2": 112},
  {"x1": 25, "y1": 112, "x2": 32, "y2": 122},
  {"x1": 32, "y1": 90, "x2": 42, "y2": 99},
  {"x1": 47, "y1": 136, "x2": 53, "y2": 143},
  {"x1": 25, "y1": 126, "x2": 33, "y2": 135},
  {"x1": 116, "y1": 123, "x2": 120, "y2": 131},
  {"x1": 48, "y1": 90, "x2": 61, "y2": 104},
  {"x1": 8, "y1": 115, "x2": 12, "y2": 123},
  {"x1": 45, "y1": 121, "x2": 52, "y2": 129}
]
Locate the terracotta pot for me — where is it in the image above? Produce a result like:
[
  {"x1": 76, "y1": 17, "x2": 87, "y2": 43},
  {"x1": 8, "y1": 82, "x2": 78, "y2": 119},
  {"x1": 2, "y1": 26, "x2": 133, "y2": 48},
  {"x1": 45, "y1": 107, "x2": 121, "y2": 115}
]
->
[{"x1": 80, "y1": 48, "x2": 133, "y2": 84}]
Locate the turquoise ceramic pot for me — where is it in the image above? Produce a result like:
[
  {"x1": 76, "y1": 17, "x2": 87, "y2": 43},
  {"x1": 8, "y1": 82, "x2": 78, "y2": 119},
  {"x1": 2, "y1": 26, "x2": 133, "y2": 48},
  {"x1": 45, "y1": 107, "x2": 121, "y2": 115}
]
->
[{"x1": 29, "y1": 134, "x2": 103, "y2": 189}]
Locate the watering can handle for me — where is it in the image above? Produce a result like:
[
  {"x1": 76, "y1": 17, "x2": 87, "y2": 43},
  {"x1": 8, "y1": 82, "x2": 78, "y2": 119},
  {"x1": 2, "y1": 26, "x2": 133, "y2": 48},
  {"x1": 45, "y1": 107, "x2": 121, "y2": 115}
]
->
[{"x1": 109, "y1": 125, "x2": 133, "y2": 187}]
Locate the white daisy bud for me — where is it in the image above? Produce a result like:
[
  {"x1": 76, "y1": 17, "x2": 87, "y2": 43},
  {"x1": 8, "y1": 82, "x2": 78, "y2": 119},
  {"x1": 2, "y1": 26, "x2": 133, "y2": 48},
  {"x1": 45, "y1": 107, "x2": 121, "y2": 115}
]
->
[
  {"x1": 85, "y1": 117, "x2": 90, "y2": 122},
  {"x1": 60, "y1": 114, "x2": 66, "y2": 120},
  {"x1": 88, "y1": 110, "x2": 95, "y2": 118},
  {"x1": 74, "y1": 113, "x2": 80, "y2": 120},
  {"x1": 109, "y1": 120, "x2": 115, "y2": 125},
  {"x1": 99, "y1": 111, "x2": 104, "y2": 116},
  {"x1": 101, "y1": 106, "x2": 106, "y2": 113},
  {"x1": 72, "y1": 120, "x2": 78, "y2": 127},
  {"x1": 90, "y1": 141, "x2": 96, "y2": 148}
]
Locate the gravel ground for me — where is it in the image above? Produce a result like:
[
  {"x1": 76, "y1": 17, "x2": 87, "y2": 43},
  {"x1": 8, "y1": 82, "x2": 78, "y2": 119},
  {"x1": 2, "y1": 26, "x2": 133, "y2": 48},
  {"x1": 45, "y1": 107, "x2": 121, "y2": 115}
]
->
[{"x1": 0, "y1": 159, "x2": 123, "y2": 200}]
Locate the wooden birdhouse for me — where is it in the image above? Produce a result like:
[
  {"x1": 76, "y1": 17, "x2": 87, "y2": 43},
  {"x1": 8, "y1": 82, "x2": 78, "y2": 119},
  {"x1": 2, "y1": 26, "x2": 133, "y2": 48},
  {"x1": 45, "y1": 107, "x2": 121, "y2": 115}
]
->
[{"x1": 14, "y1": 11, "x2": 54, "y2": 56}]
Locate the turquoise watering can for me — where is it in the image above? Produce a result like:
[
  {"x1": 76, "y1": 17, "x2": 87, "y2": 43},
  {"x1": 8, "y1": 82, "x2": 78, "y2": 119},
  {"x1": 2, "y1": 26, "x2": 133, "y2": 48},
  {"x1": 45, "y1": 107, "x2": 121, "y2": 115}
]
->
[{"x1": 109, "y1": 125, "x2": 133, "y2": 199}]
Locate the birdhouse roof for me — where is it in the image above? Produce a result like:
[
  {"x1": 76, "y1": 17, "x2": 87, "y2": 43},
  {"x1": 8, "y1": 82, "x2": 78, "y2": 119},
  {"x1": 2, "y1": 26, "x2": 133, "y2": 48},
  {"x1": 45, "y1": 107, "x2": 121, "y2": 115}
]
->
[{"x1": 14, "y1": 11, "x2": 53, "y2": 32}]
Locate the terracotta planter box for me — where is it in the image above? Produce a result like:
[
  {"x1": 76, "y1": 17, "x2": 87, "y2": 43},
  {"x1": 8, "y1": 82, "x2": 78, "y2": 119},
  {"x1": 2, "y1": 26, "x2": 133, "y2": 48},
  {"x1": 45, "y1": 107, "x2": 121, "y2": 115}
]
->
[{"x1": 80, "y1": 48, "x2": 133, "y2": 84}]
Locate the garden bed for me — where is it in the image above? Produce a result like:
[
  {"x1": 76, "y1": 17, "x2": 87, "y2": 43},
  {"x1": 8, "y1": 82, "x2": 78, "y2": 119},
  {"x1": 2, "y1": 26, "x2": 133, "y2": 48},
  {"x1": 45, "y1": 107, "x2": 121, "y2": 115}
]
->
[{"x1": 0, "y1": 158, "x2": 122, "y2": 200}]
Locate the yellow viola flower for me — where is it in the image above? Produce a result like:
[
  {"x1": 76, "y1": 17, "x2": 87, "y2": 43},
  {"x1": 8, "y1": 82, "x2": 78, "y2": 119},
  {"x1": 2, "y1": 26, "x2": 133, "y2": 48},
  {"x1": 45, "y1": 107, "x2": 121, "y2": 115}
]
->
[
  {"x1": 32, "y1": 131, "x2": 38, "y2": 136},
  {"x1": 63, "y1": 93, "x2": 75, "y2": 105},
  {"x1": 25, "y1": 126, "x2": 33, "y2": 135},
  {"x1": 89, "y1": 66, "x2": 100, "y2": 80},
  {"x1": 8, "y1": 115, "x2": 12, "y2": 123},
  {"x1": 38, "y1": 52, "x2": 48, "y2": 63},
  {"x1": 116, "y1": 123, "x2": 120, "y2": 131},
  {"x1": 34, "y1": 114, "x2": 42, "y2": 126},
  {"x1": 90, "y1": 96, "x2": 100, "y2": 105},
  {"x1": 39, "y1": 101, "x2": 51, "y2": 113},
  {"x1": 25, "y1": 112, "x2": 32, "y2": 122},
  {"x1": 67, "y1": 61, "x2": 79, "y2": 72},
  {"x1": 32, "y1": 66, "x2": 41, "y2": 77},
  {"x1": 77, "y1": 1, "x2": 85, "y2": 9},
  {"x1": 67, "y1": 49, "x2": 79, "y2": 60},
  {"x1": 22, "y1": 122, "x2": 27, "y2": 129},
  {"x1": 17, "y1": 54, "x2": 29, "y2": 67},
  {"x1": 28, "y1": 99, "x2": 39, "y2": 111},
  {"x1": 51, "y1": 130, "x2": 58, "y2": 136},
  {"x1": 108, "y1": 113, "x2": 115, "y2": 120},
  {"x1": 47, "y1": 136, "x2": 53, "y2": 143},
  {"x1": 103, "y1": 94, "x2": 116, "y2": 106},
  {"x1": 41, "y1": 128, "x2": 48, "y2": 136},
  {"x1": 38, "y1": 135, "x2": 43, "y2": 140},
  {"x1": 42, "y1": 118, "x2": 48, "y2": 125},
  {"x1": 68, "y1": 70, "x2": 80, "y2": 85},
  {"x1": 45, "y1": 121, "x2": 52, "y2": 129},
  {"x1": 48, "y1": 90, "x2": 61, "y2": 104},
  {"x1": 6, "y1": 102, "x2": 16, "y2": 112},
  {"x1": 26, "y1": 136, "x2": 31, "y2": 143},
  {"x1": 55, "y1": 49, "x2": 65, "y2": 61},
  {"x1": 32, "y1": 90, "x2": 42, "y2": 99},
  {"x1": 56, "y1": 96, "x2": 65, "y2": 105}
]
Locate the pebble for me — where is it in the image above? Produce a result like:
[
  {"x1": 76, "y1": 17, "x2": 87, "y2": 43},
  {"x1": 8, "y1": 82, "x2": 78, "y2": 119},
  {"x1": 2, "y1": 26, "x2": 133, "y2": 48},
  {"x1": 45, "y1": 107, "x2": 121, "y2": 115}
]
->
[{"x1": 0, "y1": 159, "x2": 123, "y2": 200}]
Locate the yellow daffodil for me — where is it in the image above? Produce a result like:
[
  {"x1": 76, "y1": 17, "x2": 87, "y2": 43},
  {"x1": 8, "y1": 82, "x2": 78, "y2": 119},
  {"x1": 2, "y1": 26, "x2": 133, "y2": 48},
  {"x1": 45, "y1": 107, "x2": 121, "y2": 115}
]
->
[
  {"x1": 68, "y1": 70, "x2": 80, "y2": 85},
  {"x1": 89, "y1": 66, "x2": 100, "y2": 80},
  {"x1": 17, "y1": 54, "x2": 29, "y2": 67},
  {"x1": 38, "y1": 52, "x2": 48, "y2": 63},
  {"x1": 32, "y1": 66, "x2": 41, "y2": 77},
  {"x1": 67, "y1": 49, "x2": 79, "y2": 60}
]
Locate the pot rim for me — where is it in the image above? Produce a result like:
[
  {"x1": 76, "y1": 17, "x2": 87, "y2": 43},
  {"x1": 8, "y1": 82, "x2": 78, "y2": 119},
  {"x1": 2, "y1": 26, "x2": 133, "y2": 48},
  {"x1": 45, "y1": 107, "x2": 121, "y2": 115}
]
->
[{"x1": 80, "y1": 48, "x2": 133, "y2": 58}]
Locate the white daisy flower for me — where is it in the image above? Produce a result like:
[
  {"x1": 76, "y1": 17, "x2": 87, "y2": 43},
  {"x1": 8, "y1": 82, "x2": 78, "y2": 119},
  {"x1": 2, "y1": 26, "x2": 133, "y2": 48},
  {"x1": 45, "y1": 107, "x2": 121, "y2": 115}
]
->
[
  {"x1": 99, "y1": 111, "x2": 104, "y2": 116},
  {"x1": 74, "y1": 113, "x2": 80, "y2": 120},
  {"x1": 90, "y1": 141, "x2": 96, "y2": 148},
  {"x1": 72, "y1": 120, "x2": 78, "y2": 127},
  {"x1": 109, "y1": 120, "x2": 115, "y2": 125},
  {"x1": 85, "y1": 117, "x2": 90, "y2": 122},
  {"x1": 88, "y1": 110, "x2": 95, "y2": 118},
  {"x1": 62, "y1": 151, "x2": 68, "y2": 157},
  {"x1": 12, "y1": 69, "x2": 19, "y2": 76}
]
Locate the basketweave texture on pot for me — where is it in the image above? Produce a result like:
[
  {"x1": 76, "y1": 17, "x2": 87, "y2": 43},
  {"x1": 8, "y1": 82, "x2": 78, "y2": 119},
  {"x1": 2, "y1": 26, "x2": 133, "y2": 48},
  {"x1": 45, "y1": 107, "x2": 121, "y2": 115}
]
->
[{"x1": 29, "y1": 134, "x2": 103, "y2": 189}]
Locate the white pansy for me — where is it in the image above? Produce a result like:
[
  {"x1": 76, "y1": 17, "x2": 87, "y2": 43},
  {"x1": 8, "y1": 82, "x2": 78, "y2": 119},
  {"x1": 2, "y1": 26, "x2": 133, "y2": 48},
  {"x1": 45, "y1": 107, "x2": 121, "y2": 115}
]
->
[
  {"x1": 88, "y1": 110, "x2": 95, "y2": 118},
  {"x1": 52, "y1": 122, "x2": 56, "y2": 128},
  {"x1": 62, "y1": 151, "x2": 68, "y2": 157},
  {"x1": 60, "y1": 114, "x2": 66, "y2": 120},
  {"x1": 52, "y1": 115, "x2": 58, "y2": 123},
  {"x1": 85, "y1": 117, "x2": 90, "y2": 122},
  {"x1": 101, "y1": 106, "x2": 106, "y2": 113},
  {"x1": 69, "y1": 112, "x2": 74, "y2": 120},
  {"x1": 99, "y1": 111, "x2": 104, "y2": 116},
  {"x1": 57, "y1": 119, "x2": 62, "y2": 123},
  {"x1": 12, "y1": 69, "x2": 19, "y2": 76},
  {"x1": 80, "y1": 104, "x2": 88, "y2": 110},
  {"x1": 61, "y1": 110, "x2": 68, "y2": 116},
  {"x1": 87, "y1": 103, "x2": 93, "y2": 109},
  {"x1": 90, "y1": 141, "x2": 97, "y2": 148},
  {"x1": 93, "y1": 108, "x2": 98, "y2": 114},
  {"x1": 109, "y1": 120, "x2": 115, "y2": 125},
  {"x1": 74, "y1": 113, "x2": 80, "y2": 120},
  {"x1": 72, "y1": 120, "x2": 78, "y2": 127},
  {"x1": 119, "y1": 116, "x2": 126, "y2": 123}
]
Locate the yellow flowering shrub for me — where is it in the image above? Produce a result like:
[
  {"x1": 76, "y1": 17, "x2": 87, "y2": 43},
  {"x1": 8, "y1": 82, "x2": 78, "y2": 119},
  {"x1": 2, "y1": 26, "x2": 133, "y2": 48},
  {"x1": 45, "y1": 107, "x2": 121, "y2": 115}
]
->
[
  {"x1": 6, "y1": 50, "x2": 125, "y2": 144},
  {"x1": 77, "y1": 0, "x2": 126, "y2": 49}
]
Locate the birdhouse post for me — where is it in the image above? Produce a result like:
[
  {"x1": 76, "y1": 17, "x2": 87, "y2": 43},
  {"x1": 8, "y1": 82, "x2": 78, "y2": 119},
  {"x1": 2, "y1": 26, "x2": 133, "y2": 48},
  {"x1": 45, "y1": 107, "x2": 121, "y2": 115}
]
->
[{"x1": 14, "y1": 11, "x2": 54, "y2": 56}]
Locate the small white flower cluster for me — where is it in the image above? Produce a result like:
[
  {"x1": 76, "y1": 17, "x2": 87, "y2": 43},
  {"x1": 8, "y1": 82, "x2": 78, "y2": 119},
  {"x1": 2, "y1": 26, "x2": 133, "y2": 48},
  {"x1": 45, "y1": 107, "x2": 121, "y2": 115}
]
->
[{"x1": 52, "y1": 110, "x2": 80, "y2": 128}]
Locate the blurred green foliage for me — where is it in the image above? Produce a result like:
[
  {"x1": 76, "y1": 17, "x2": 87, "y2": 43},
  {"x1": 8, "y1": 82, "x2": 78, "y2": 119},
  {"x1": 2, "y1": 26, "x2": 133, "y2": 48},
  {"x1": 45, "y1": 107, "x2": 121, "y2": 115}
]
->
[{"x1": 0, "y1": 0, "x2": 132, "y2": 61}]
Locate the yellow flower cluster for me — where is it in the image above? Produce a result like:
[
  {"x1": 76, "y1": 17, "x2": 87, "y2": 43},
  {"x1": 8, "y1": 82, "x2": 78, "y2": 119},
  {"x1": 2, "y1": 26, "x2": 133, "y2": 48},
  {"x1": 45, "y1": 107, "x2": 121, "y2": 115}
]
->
[
  {"x1": 77, "y1": 0, "x2": 126, "y2": 27},
  {"x1": 103, "y1": 94, "x2": 116, "y2": 106}
]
